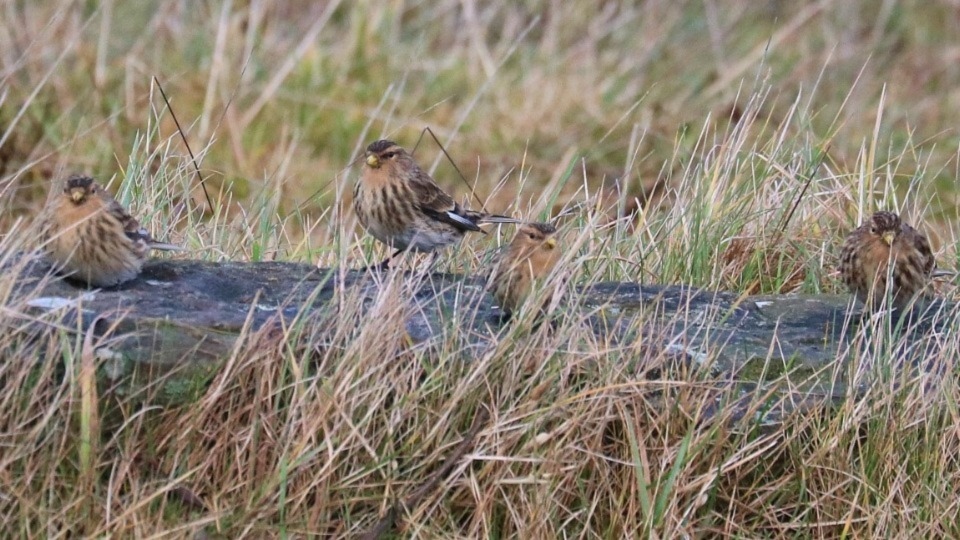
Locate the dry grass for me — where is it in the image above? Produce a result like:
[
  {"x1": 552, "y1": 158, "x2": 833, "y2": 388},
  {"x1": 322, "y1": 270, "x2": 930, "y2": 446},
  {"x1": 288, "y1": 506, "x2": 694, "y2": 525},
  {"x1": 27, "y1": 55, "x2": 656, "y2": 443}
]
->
[{"x1": 2, "y1": 1, "x2": 960, "y2": 537}]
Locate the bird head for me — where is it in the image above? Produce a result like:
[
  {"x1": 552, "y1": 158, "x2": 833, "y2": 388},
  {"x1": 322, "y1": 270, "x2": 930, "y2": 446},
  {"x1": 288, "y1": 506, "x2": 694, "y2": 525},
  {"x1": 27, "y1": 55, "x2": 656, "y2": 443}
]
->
[
  {"x1": 868, "y1": 211, "x2": 902, "y2": 246},
  {"x1": 364, "y1": 139, "x2": 405, "y2": 170},
  {"x1": 516, "y1": 222, "x2": 558, "y2": 252},
  {"x1": 63, "y1": 175, "x2": 96, "y2": 204}
]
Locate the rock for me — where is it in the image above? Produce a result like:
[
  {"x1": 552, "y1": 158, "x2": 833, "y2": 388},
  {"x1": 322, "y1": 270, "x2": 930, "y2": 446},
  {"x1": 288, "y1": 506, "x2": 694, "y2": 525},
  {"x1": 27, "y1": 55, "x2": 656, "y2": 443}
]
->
[{"x1": 7, "y1": 253, "x2": 958, "y2": 421}]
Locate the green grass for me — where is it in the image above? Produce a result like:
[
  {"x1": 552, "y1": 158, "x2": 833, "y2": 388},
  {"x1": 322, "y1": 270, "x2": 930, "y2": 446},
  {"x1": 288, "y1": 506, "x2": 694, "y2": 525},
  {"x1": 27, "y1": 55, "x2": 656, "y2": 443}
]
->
[{"x1": 2, "y1": 0, "x2": 960, "y2": 537}]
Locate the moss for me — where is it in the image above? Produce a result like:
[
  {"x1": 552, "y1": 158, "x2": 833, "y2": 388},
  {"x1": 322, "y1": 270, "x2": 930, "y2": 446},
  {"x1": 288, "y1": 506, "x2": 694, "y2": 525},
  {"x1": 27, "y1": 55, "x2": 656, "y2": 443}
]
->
[{"x1": 102, "y1": 319, "x2": 237, "y2": 405}]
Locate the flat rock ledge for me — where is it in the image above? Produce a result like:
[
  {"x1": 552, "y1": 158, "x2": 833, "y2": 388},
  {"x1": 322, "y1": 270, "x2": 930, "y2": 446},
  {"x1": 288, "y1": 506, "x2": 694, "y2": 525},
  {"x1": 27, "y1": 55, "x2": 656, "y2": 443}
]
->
[{"x1": 7, "y1": 256, "x2": 959, "y2": 423}]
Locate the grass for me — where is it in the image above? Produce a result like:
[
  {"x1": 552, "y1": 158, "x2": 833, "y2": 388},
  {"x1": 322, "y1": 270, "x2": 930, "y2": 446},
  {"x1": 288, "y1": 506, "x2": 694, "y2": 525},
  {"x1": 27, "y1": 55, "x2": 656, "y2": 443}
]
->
[{"x1": 2, "y1": 0, "x2": 960, "y2": 537}]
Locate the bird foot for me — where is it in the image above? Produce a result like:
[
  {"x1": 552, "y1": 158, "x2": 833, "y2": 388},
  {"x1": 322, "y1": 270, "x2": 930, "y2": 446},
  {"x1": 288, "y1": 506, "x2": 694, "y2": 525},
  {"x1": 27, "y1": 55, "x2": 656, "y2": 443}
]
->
[{"x1": 361, "y1": 258, "x2": 393, "y2": 272}]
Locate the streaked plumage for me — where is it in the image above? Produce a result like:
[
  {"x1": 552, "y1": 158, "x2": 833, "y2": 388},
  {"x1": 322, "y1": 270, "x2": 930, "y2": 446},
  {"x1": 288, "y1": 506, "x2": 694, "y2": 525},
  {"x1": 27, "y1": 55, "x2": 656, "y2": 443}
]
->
[
  {"x1": 39, "y1": 174, "x2": 182, "y2": 287},
  {"x1": 353, "y1": 139, "x2": 520, "y2": 269},
  {"x1": 839, "y1": 211, "x2": 936, "y2": 310},
  {"x1": 489, "y1": 222, "x2": 561, "y2": 320}
]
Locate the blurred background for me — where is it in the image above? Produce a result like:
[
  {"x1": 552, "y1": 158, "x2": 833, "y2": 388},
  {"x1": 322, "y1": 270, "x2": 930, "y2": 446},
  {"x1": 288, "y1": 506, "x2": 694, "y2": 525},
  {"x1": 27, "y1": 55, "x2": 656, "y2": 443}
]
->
[{"x1": 1, "y1": 0, "x2": 959, "y2": 273}]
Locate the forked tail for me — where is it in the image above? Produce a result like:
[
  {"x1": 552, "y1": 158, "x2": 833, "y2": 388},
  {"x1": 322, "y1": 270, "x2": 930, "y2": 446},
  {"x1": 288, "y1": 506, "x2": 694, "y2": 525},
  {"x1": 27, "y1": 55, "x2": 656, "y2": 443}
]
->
[
  {"x1": 475, "y1": 213, "x2": 523, "y2": 225},
  {"x1": 149, "y1": 241, "x2": 187, "y2": 252}
]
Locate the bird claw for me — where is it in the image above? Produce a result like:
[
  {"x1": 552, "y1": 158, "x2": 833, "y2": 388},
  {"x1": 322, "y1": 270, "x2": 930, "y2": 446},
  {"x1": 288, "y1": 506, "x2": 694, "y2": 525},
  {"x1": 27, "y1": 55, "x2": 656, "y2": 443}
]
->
[{"x1": 361, "y1": 258, "x2": 392, "y2": 272}]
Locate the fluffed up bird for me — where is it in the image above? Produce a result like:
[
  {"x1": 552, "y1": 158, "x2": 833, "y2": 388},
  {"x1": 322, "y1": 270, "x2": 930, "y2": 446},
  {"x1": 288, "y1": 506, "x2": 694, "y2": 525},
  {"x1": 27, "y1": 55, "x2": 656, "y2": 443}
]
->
[
  {"x1": 489, "y1": 222, "x2": 562, "y2": 322},
  {"x1": 353, "y1": 139, "x2": 521, "y2": 269},
  {"x1": 40, "y1": 174, "x2": 183, "y2": 287},
  {"x1": 839, "y1": 210, "x2": 950, "y2": 311}
]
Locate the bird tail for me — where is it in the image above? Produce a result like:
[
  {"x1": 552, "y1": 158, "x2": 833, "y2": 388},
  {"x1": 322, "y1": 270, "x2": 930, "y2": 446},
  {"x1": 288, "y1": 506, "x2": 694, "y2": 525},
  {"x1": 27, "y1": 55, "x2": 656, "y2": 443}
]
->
[
  {"x1": 475, "y1": 213, "x2": 523, "y2": 225},
  {"x1": 149, "y1": 241, "x2": 187, "y2": 252},
  {"x1": 932, "y1": 268, "x2": 956, "y2": 279}
]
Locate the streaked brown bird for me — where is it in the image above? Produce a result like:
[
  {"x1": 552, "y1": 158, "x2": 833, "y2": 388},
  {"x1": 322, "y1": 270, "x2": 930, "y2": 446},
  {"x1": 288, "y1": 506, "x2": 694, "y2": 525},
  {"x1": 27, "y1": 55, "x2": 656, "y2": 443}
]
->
[
  {"x1": 839, "y1": 210, "x2": 939, "y2": 311},
  {"x1": 40, "y1": 174, "x2": 182, "y2": 287},
  {"x1": 353, "y1": 139, "x2": 520, "y2": 269},
  {"x1": 489, "y1": 222, "x2": 562, "y2": 321}
]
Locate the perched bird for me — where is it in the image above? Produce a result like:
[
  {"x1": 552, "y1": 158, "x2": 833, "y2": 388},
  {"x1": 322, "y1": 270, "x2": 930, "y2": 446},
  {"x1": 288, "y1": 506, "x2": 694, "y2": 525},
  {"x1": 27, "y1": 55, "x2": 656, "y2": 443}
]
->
[
  {"x1": 40, "y1": 174, "x2": 182, "y2": 287},
  {"x1": 489, "y1": 222, "x2": 562, "y2": 322},
  {"x1": 839, "y1": 210, "x2": 938, "y2": 311},
  {"x1": 353, "y1": 139, "x2": 520, "y2": 269}
]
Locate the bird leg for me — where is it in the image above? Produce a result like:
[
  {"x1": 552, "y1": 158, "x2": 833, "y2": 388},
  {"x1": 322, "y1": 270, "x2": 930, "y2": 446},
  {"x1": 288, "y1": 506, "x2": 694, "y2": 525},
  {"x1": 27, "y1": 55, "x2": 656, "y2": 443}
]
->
[
  {"x1": 363, "y1": 249, "x2": 404, "y2": 272},
  {"x1": 423, "y1": 252, "x2": 440, "y2": 273}
]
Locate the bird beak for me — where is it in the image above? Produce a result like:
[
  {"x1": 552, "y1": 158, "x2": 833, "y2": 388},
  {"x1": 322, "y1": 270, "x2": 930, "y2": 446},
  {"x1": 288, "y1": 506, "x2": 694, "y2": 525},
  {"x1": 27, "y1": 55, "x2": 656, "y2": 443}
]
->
[
  {"x1": 881, "y1": 231, "x2": 895, "y2": 246},
  {"x1": 545, "y1": 237, "x2": 557, "y2": 249},
  {"x1": 70, "y1": 189, "x2": 85, "y2": 203},
  {"x1": 365, "y1": 154, "x2": 380, "y2": 169}
]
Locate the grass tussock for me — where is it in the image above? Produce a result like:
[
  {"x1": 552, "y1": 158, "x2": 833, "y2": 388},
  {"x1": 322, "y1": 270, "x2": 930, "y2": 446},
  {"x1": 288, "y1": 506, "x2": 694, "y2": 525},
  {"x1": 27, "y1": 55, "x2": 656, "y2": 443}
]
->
[
  {"x1": 2, "y1": 277, "x2": 960, "y2": 537},
  {"x1": 2, "y1": 1, "x2": 960, "y2": 537}
]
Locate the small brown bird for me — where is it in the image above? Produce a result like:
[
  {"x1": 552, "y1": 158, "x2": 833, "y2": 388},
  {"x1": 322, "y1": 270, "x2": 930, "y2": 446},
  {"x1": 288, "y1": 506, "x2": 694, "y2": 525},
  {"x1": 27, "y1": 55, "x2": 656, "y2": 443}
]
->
[
  {"x1": 489, "y1": 222, "x2": 562, "y2": 321},
  {"x1": 353, "y1": 139, "x2": 520, "y2": 269},
  {"x1": 839, "y1": 210, "x2": 938, "y2": 311},
  {"x1": 40, "y1": 174, "x2": 182, "y2": 287}
]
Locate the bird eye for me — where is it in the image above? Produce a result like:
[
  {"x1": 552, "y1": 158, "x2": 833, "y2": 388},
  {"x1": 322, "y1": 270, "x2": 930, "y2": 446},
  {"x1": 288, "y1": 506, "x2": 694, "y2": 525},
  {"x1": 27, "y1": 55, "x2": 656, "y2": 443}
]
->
[{"x1": 383, "y1": 151, "x2": 395, "y2": 159}]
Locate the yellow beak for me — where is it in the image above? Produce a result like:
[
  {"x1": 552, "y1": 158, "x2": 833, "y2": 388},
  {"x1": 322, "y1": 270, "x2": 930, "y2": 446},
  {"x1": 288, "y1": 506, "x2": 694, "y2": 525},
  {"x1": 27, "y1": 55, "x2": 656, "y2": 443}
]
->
[
  {"x1": 881, "y1": 231, "x2": 895, "y2": 246},
  {"x1": 365, "y1": 154, "x2": 380, "y2": 168},
  {"x1": 545, "y1": 237, "x2": 557, "y2": 249},
  {"x1": 70, "y1": 190, "x2": 85, "y2": 203}
]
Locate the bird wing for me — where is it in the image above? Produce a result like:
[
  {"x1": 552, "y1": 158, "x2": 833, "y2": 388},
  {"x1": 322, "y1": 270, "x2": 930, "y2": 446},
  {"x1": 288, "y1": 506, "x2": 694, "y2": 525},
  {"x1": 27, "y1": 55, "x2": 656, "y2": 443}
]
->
[
  {"x1": 903, "y1": 223, "x2": 935, "y2": 276},
  {"x1": 838, "y1": 225, "x2": 868, "y2": 289},
  {"x1": 409, "y1": 168, "x2": 483, "y2": 233},
  {"x1": 102, "y1": 195, "x2": 152, "y2": 244},
  {"x1": 104, "y1": 193, "x2": 184, "y2": 251}
]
